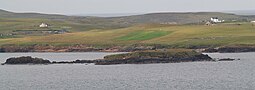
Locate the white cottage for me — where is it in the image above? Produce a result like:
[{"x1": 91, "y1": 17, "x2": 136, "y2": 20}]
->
[
  {"x1": 211, "y1": 17, "x2": 223, "y2": 23},
  {"x1": 39, "y1": 23, "x2": 48, "y2": 28}
]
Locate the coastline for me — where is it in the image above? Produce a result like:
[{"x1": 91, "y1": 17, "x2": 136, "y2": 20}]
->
[
  {"x1": 2, "y1": 44, "x2": 255, "y2": 53},
  {"x1": 202, "y1": 46, "x2": 255, "y2": 53}
]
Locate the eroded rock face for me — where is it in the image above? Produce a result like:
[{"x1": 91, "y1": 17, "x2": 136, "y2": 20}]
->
[{"x1": 4, "y1": 56, "x2": 51, "y2": 64}]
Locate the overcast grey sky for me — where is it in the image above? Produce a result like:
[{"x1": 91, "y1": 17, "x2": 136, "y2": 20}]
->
[{"x1": 1, "y1": 0, "x2": 255, "y2": 15}]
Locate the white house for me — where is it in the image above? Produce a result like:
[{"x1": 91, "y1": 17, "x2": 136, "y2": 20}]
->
[
  {"x1": 211, "y1": 17, "x2": 224, "y2": 23},
  {"x1": 39, "y1": 23, "x2": 48, "y2": 28}
]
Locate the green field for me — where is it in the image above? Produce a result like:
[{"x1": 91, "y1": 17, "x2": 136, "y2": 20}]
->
[
  {"x1": 1, "y1": 22, "x2": 255, "y2": 48},
  {"x1": 117, "y1": 31, "x2": 171, "y2": 41}
]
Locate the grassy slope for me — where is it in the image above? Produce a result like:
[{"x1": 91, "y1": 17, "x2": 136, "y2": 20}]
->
[
  {"x1": 117, "y1": 30, "x2": 171, "y2": 41},
  {"x1": 104, "y1": 49, "x2": 197, "y2": 60},
  {"x1": 1, "y1": 22, "x2": 255, "y2": 48},
  {"x1": 0, "y1": 18, "x2": 99, "y2": 34}
]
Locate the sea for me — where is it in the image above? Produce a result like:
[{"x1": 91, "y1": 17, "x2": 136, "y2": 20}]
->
[{"x1": 0, "y1": 52, "x2": 254, "y2": 90}]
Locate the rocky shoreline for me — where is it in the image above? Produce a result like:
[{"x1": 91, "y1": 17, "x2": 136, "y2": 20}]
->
[
  {"x1": 0, "y1": 44, "x2": 157, "y2": 52},
  {"x1": 1, "y1": 44, "x2": 255, "y2": 53},
  {"x1": 202, "y1": 46, "x2": 255, "y2": 53}
]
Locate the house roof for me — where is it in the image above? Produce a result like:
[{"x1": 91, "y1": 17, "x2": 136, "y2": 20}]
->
[{"x1": 211, "y1": 17, "x2": 218, "y2": 19}]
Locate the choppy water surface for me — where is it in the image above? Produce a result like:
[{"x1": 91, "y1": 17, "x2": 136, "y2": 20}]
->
[{"x1": 0, "y1": 52, "x2": 255, "y2": 90}]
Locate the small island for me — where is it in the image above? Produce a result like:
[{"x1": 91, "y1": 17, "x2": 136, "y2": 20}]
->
[
  {"x1": 3, "y1": 56, "x2": 51, "y2": 65},
  {"x1": 95, "y1": 49, "x2": 213, "y2": 65}
]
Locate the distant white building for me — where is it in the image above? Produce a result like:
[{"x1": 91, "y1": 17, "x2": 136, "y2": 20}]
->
[
  {"x1": 39, "y1": 23, "x2": 49, "y2": 28},
  {"x1": 211, "y1": 17, "x2": 224, "y2": 23}
]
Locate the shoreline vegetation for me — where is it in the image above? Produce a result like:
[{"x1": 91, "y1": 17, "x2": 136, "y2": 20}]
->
[{"x1": 1, "y1": 49, "x2": 238, "y2": 65}]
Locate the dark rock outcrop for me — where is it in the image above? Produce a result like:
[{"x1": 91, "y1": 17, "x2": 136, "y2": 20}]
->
[
  {"x1": 4, "y1": 56, "x2": 51, "y2": 65},
  {"x1": 218, "y1": 58, "x2": 235, "y2": 61},
  {"x1": 52, "y1": 60, "x2": 94, "y2": 64}
]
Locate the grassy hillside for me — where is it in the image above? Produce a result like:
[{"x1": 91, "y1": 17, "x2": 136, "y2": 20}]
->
[
  {"x1": 1, "y1": 22, "x2": 255, "y2": 48},
  {"x1": 0, "y1": 18, "x2": 93, "y2": 33},
  {"x1": 1, "y1": 9, "x2": 255, "y2": 48},
  {"x1": 106, "y1": 12, "x2": 242, "y2": 24},
  {"x1": 0, "y1": 9, "x2": 67, "y2": 19},
  {"x1": 1, "y1": 9, "x2": 255, "y2": 32},
  {"x1": 0, "y1": 9, "x2": 130, "y2": 32}
]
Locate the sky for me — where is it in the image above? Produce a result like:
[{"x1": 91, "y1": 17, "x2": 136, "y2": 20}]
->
[{"x1": 1, "y1": 0, "x2": 255, "y2": 15}]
